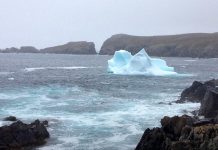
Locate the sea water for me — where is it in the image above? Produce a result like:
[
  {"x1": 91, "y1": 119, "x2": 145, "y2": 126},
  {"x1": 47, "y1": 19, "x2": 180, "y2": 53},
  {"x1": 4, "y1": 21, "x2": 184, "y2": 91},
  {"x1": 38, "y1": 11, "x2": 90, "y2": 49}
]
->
[{"x1": 0, "y1": 53, "x2": 218, "y2": 150}]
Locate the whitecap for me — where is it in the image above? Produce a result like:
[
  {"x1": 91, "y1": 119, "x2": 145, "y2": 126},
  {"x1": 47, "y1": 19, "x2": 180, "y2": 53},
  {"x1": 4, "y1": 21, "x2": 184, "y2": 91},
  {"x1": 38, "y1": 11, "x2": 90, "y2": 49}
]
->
[
  {"x1": 23, "y1": 66, "x2": 94, "y2": 72},
  {"x1": 8, "y1": 77, "x2": 14, "y2": 81},
  {"x1": 0, "y1": 72, "x2": 14, "y2": 75},
  {"x1": 184, "y1": 59, "x2": 198, "y2": 62}
]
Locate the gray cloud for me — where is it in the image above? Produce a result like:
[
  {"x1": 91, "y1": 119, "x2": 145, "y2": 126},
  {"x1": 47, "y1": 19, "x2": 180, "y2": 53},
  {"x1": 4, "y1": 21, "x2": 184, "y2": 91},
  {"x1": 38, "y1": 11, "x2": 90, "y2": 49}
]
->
[{"x1": 0, "y1": 0, "x2": 218, "y2": 50}]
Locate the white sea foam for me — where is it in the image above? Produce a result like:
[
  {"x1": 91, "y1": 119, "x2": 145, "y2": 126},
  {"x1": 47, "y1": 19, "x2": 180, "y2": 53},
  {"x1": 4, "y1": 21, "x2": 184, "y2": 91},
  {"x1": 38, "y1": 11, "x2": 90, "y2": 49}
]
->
[
  {"x1": 0, "y1": 72, "x2": 14, "y2": 75},
  {"x1": 0, "y1": 86, "x2": 201, "y2": 150},
  {"x1": 106, "y1": 133, "x2": 129, "y2": 142},
  {"x1": 8, "y1": 77, "x2": 14, "y2": 80},
  {"x1": 0, "y1": 121, "x2": 3, "y2": 127},
  {"x1": 184, "y1": 59, "x2": 198, "y2": 62},
  {"x1": 23, "y1": 66, "x2": 92, "y2": 72}
]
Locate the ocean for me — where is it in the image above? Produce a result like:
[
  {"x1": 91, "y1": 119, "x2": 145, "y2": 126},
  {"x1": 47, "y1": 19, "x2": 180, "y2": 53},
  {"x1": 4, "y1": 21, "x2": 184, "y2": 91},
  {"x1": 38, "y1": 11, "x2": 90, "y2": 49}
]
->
[{"x1": 0, "y1": 53, "x2": 218, "y2": 150}]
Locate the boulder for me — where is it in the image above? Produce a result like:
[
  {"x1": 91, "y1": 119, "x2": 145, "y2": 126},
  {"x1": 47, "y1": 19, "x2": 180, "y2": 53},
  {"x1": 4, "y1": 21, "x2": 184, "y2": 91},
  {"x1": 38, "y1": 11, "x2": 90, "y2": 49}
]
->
[
  {"x1": 3, "y1": 116, "x2": 17, "y2": 122},
  {"x1": 0, "y1": 120, "x2": 49, "y2": 149},
  {"x1": 135, "y1": 128, "x2": 169, "y2": 150},
  {"x1": 135, "y1": 115, "x2": 218, "y2": 150},
  {"x1": 199, "y1": 89, "x2": 218, "y2": 118},
  {"x1": 40, "y1": 41, "x2": 97, "y2": 54},
  {"x1": 161, "y1": 115, "x2": 195, "y2": 140},
  {"x1": 177, "y1": 79, "x2": 218, "y2": 103}
]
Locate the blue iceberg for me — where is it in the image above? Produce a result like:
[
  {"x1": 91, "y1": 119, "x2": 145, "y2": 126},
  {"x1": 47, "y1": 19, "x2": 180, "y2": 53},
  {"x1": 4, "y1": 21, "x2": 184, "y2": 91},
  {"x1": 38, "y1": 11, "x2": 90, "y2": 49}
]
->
[{"x1": 108, "y1": 49, "x2": 178, "y2": 76}]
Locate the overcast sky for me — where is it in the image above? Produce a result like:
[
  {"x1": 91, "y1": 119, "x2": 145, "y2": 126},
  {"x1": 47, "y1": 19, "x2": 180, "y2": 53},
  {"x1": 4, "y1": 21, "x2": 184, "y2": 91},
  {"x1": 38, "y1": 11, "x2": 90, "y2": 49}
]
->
[{"x1": 0, "y1": 0, "x2": 218, "y2": 50}]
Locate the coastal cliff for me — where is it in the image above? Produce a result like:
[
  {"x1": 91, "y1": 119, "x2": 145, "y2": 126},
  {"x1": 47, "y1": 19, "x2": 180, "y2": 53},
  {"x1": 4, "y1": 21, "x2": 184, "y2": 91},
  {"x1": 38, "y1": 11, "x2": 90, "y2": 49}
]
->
[
  {"x1": 0, "y1": 41, "x2": 97, "y2": 55},
  {"x1": 99, "y1": 33, "x2": 218, "y2": 58},
  {"x1": 40, "y1": 41, "x2": 96, "y2": 54}
]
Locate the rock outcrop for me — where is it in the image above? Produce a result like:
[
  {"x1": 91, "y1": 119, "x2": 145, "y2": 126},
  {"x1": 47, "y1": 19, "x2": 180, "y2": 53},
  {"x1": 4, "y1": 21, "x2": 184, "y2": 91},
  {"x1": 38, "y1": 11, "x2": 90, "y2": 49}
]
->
[
  {"x1": 177, "y1": 79, "x2": 218, "y2": 118},
  {"x1": 40, "y1": 41, "x2": 97, "y2": 54},
  {"x1": 199, "y1": 89, "x2": 218, "y2": 118},
  {"x1": 3, "y1": 116, "x2": 17, "y2": 122},
  {"x1": 177, "y1": 79, "x2": 218, "y2": 103},
  {"x1": 136, "y1": 115, "x2": 218, "y2": 150},
  {"x1": 19, "y1": 46, "x2": 39, "y2": 53},
  {"x1": 99, "y1": 33, "x2": 218, "y2": 58},
  {"x1": 1, "y1": 46, "x2": 39, "y2": 53},
  {"x1": 136, "y1": 79, "x2": 218, "y2": 150},
  {"x1": 1, "y1": 47, "x2": 19, "y2": 53},
  {"x1": 0, "y1": 120, "x2": 49, "y2": 149}
]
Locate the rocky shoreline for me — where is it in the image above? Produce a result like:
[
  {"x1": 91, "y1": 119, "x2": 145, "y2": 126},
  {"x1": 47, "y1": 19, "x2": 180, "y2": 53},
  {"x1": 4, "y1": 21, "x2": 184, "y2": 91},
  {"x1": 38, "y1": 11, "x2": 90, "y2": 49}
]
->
[
  {"x1": 0, "y1": 79, "x2": 217, "y2": 149},
  {"x1": 136, "y1": 79, "x2": 218, "y2": 150},
  {"x1": 0, "y1": 118, "x2": 49, "y2": 150}
]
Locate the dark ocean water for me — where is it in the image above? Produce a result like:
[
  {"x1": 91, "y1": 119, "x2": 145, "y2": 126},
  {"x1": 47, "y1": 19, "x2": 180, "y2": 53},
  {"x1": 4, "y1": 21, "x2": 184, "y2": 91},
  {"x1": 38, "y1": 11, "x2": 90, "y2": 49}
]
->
[{"x1": 0, "y1": 53, "x2": 218, "y2": 150}]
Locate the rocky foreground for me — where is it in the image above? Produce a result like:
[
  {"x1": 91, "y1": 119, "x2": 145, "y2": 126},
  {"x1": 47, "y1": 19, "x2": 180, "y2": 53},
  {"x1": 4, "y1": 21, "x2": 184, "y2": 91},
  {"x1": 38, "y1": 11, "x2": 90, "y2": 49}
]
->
[
  {"x1": 136, "y1": 115, "x2": 218, "y2": 150},
  {"x1": 136, "y1": 79, "x2": 218, "y2": 150},
  {"x1": 99, "y1": 33, "x2": 218, "y2": 58},
  {"x1": 0, "y1": 119, "x2": 49, "y2": 150}
]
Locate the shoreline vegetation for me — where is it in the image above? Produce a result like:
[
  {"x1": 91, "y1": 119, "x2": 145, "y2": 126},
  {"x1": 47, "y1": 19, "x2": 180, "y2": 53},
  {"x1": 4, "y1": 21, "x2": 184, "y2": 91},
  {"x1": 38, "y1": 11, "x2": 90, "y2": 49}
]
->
[
  {"x1": 1, "y1": 79, "x2": 217, "y2": 149},
  {"x1": 1, "y1": 32, "x2": 218, "y2": 58}
]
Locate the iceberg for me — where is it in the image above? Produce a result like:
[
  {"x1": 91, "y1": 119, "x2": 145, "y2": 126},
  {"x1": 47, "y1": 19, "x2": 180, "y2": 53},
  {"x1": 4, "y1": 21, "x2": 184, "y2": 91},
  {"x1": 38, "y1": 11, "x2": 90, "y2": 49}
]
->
[{"x1": 108, "y1": 49, "x2": 178, "y2": 76}]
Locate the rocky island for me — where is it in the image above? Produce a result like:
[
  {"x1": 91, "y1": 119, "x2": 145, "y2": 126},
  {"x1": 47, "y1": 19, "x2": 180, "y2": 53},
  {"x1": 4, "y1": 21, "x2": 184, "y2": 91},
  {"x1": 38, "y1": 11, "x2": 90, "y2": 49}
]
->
[
  {"x1": 0, "y1": 119, "x2": 49, "y2": 149},
  {"x1": 0, "y1": 41, "x2": 97, "y2": 55},
  {"x1": 99, "y1": 33, "x2": 218, "y2": 58},
  {"x1": 0, "y1": 46, "x2": 39, "y2": 53},
  {"x1": 40, "y1": 41, "x2": 96, "y2": 54}
]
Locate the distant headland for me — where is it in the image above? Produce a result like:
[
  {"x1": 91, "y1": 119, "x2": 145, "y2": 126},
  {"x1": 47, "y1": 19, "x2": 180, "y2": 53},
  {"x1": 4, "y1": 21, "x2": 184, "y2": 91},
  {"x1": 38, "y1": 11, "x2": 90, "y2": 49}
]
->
[
  {"x1": 99, "y1": 33, "x2": 218, "y2": 58},
  {"x1": 1, "y1": 32, "x2": 218, "y2": 57},
  {"x1": 0, "y1": 41, "x2": 97, "y2": 55}
]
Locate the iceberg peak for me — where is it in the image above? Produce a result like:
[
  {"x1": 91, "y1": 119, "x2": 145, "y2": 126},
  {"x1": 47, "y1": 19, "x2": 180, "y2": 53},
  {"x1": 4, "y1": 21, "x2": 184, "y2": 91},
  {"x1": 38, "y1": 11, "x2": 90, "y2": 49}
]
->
[{"x1": 108, "y1": 49, "x2": 178, "y2": 76}]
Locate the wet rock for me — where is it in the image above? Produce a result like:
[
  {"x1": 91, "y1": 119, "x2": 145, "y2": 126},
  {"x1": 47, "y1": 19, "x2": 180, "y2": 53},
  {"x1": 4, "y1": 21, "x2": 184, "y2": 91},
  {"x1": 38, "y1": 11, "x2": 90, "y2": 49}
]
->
[
  {"x1": 180, "y1": 81, "x2": 206, "y2": 103},
  {"x1": 158, "y1": 102, "x2": 172, "y2": 105},
  {"x1": 177, "y1": 79, "x2": 218, "y2": 103},
  {"x1": 161, "y1": 115, "x2": 195, "y2": 139},
  {"x1": 135, "y1": 128, "x2": 168, "y2": 150},
  {"x1": 208, "y1": 136, "x2": 218, "y2": 149},
  {"x1": 136, "y1": 115, "x2": 218, "y2": 150},
  {"x1": 199, "y1": 89, "x2": 218, "y2": 118},
  {"x1": 171, "y1": 140, "x2": 193, "y2": 150},
  {"x1": 179, "y1": 126, "x2": 192, "y2": 140},
  {"x1": 193, "y1": 118, "x2": 215, "y2": 127},
  {"x1": 3, "y1": 116, "x2": 17, "y2": 122},
  {"x1": 0, "y1": 120, "x2": 49, "y2": 149},
  {"x1": 42, "y1": 120, "x2": 49, "y2": 127}
]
